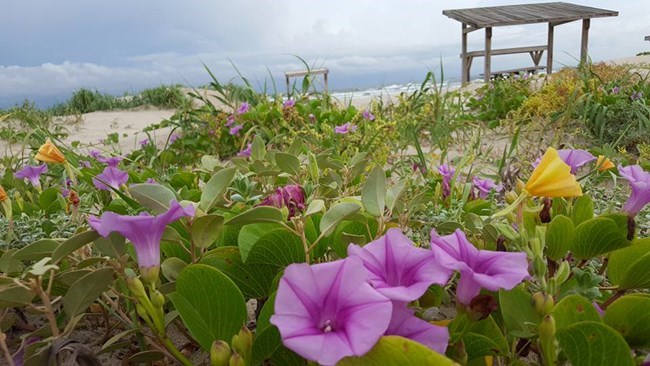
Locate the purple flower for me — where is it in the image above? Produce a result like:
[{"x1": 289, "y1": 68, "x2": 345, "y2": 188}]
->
[
  {"x1": 611, "y1": 86, "x2": 621, "y2": 94},
  {"x1": 145, "y1": 178, "x2": 158, "y2": 184},
  {"x1": 412, "y1": 163, "x2": 427, "y2": 175},
  {"x1": 88, "y1": 200, "x2": 195, "y2": 269},
  {"x1": 226, "y1": 114, "x2": 236, "y2": 127},
  {"x1": 229, "y1": 124, "x2": 243, "y2": 135},
  {"x1": 438, "y1": 164, "x2": 457, "y2": 197},
  {"x1": 430, "y1": 229, "x2": 529, "y2": 305},
  {"x1": 385, "y1": 302, "x2": 449, "y2": 354},
  {"x1": 97, "y1": 155, "x2": 123, "y2": 168},
  {"x1": 283, "y1": 99, "x2": 296, "y2": 108},
  {"x1": 334, "y1": 122, "x2": 357, "y2": 134},
  {"x1": 237, "y1": 143, "x2": 252, "y2": 158},
  {"x1": 618, "y1": 165, "x2": 650, "y2": 216},
  {"x1": 14, "y1": 164, "x2": 48, "y2": 188},
  {"x1": 92, "y1": 167, "x2": 129, "y2": 191},
  {"x1": 270, "y1": 258, "x2": 392, "y2": 365},
  {"x1": 61, "y1": 187, "x2": 70, "y2": 198},
  {"x1": 259, "y1": 184, "x2": 306, "y2": 218},
  {"x1": 348, "y1": 228, "x2": 451, "y2": 302},
  {"x1": 169, "y1": 133, "x2": 181, "y2": 143},
  {"x1": 89, "y1": 150, "x2": 102, "y2": 158},
  {"x1": 236, "y1": 102, "x2": 250, "y2": 115},
  {"x1": 362, "y1": 109, "x2": 375, "y2": 121},
  {"x1": 472, "y1": 177, "x2": 502, "y2": 199},
  {"x1": 79, "y1": 160, "x2": 92, "y2": 168},
  {"x1": 593, "y1": 302, "x2": 605, "y2": 317},
  {"x1": 140, "y1": 138, "x2": 150, "y2": 146},
  {"x1": 533, "y1": 149, "x2": 595, "y2": 174},
  {"x1": 631, "y1": 91, "x2": 644, "y2": 101}
]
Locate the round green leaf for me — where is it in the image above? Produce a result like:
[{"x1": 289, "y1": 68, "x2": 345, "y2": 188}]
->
[
  {"x1": 552, "y1": 294, "x2": 601, "y2": 330},
  {"x1": 238, "y1": 223, "x2": 283, "y2": 262},
  {"x1": 63, "y1": 267, "x2": 114, "y2": 320},
  {"x1": 572, "y1": 217, "x2": 629, "y2": 260},
  {"x1": 319, "y1": 203, "x2": 361, "y2": 237},
  {"x1": 275, "y1": 152, "x2": 301, "y2": 175},
  {"x1": 52, "y1": 230, "x2": 100, "y2": 264},
  {"x1": 603, "y1": 295, "x2": 650, "y2": 348},
  {"x1": 225, "y1": 206, "x2": 284, "y2": 226},
  {"x1": 570, "y1": 195, "x2": 594, "y2": 226},
  {"x1": 200, "y1": 167, "x2": 237, "y2": 212},
  {"x1": 191, "y1": 214, "x2": 224, "y2": 248},
  {"x1": 361, "y1": 166, "x2": 386, "y2": 217},
  {"x1": 545, "y1": 215, "x2": 574, "y2": 261},
  {"x1": 338, "y1": 336, "x2": 455, "y2": 365},
  {"x1": 246, "y1": 229, "x2": 305, "y2": 267},
  {"x1": 169, "y1": 264, "x2": 247, "y2": 351},
  {"x1": 13, "y1": 239, "x2": 59, "y2": 261},
  {"x1": 608, "y1": 238, "x2": 650, "y2": 289},
  {"x1": 130, "y1": 183, "x2": 177, "y2": 214},
  {"x1": 556, "y1": 321, "x2": 634, "y2": 366}
]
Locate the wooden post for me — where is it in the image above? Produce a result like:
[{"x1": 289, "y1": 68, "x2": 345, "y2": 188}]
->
[
  {"x1": 286, "y1": 75, "x2": 291, "y2": 98},
  {"x1": 547, "y1": 23, "x2": 554, "y2": 74},
  {"x1": 461, "y1": 23, "x2": 469, "y2": 85},
  {"x1": 581, "y1": 18, "x2": 590, "y2": 64},
  {"x1": 323, "y1": 72, "x2": 329, "y2": 94},
  {"x1": 484, "y1": 27, "x2": 492, "y2": 83}
]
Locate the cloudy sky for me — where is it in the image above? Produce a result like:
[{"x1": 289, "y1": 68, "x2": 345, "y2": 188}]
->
[{"x1": 1, "y1": 0, "x2": 648, "y2": 107}]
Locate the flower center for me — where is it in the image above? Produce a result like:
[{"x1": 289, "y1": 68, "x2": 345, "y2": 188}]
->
[{"x1": 320, "y1": 319, "x2": 335, "y2": 333}]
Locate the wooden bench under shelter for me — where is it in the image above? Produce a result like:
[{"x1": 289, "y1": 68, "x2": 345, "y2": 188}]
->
[
  {"x1": 442, "y1": 2, "x2": 618, "y2": 84},
  {"x1": 285, "y1": 68, "x2": 329, "y2": 97}
]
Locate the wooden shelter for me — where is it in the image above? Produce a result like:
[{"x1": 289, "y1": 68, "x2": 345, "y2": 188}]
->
[
  {"x1": 285, "y1": 68, "x2": 329, "y2": 97},
  {"x1": 442, "y1": 2, "x2": 618, "y2": 84}
]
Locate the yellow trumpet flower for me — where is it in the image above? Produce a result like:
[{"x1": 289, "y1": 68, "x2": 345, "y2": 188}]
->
[
  {"x1": 35, "y1": 139, "x2": 66, "y2": 164},
  {"x1": 596, "y1": 155, "x2": 615, "y2": 172},
  {"x1": 525, "y1": 147, "x2": 582, "y2": 197},
  {"x1": 0, "y1": 185, "x2": 7, "y2": 202}
]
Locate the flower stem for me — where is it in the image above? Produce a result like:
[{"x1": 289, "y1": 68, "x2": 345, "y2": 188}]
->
[
  {"x1": 158, "y1": 334, "x2": 193, "y2": 366},
  {"x1": 601, "y1": 290, "x2": 626, "y2": 309},
  {"x1": 0, "y1": 332, "x2": 15, "y2": 366}
]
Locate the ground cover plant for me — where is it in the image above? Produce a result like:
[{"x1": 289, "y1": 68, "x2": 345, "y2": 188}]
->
[{"x1": 1, "y1": 64, "x2": 650, "y2": 365}]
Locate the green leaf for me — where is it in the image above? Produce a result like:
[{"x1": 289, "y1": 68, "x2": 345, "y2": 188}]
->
[
  {"x1": 63, "y1": 267, "x2": 114, "y2": 320},
  {"x1": 191, "y1": 214, "x2": 224, "y2": 248},
  {"x1": 304, "y1": 199, "x2": 325, "y2": 217},
  {"x1": 129, "y1": 183, "x2": 177, "y2": 214},
  {"x1": 251, "y1": 135, "x2": 266, "y2": 161},
  {"x1": 319, "y1": 203, "x2": 361, "y2": 237},
  {"x1": 499, "y1": 286, "x2": 541, "y2": 338},
  {"x1": 52, "y1": 230, "x2": 99, "y2": 264},
  {"x1": 94, "y1": 233, "x2": 126, "y2": 258},
  {"x1": 201, "y1": 247, "x2": 278, "y2": 299},
  {"x1": 246, "y1": 229, "x2": 305, "y2": 266},
  {"x1": 252, "y1": 325, "x2": 282, "y2": 365},
  {"x1": 275, "y1": 152, "x2": 301, "y2": 175},
  {"x1": 338, "y1": 336, "x2": 455, "y2": 365},
  {"x1": 0, "y1": 285, "x2": 34, "y2": 308},
  {"x1": 169, "y1": 264, "x2": 247, "y2": 351},
  {"x1": 552, "y1": 294, "x2": 602, "y2": 330},
  {"x1": 13, "y1": 239, "x2": 59, "y2": 261},
  {"x1": 570, "y1": 195, "x2": 594, "y2": 226},
  {"x1": 571, "y1": 217, "x2": 629, "y2": 260},
  {"x1": 556, "y1": 321, "x2": 634, "y2": 366},
  {"x1": 464, "y1": 315, "x2": 509, "y2": 361},
  {"x1": 225, "y1": 206, "x2": 284, "y2": 226},
  {"x1": 200, "y1": 167, "x2": 237, "y2": 212},
  {"x1": 608, "y1": 238, "x2": 650, "y2": 289},
  {"x1": 545, "y1": 215, "x2": 574, "y2": 261},
  {"x1": 39, "y1": 187, "x2": 62, "y2": 213},
  {"x1": 361, "y1": 166, "x2": 386, "y2": 217},
  {"x1": 238, "y1": 223, "x2": 282, "y2": 262},
  {"x1": 161, "y1": 257, "x2": 187, "y2": 282},
  {"x1": 603, "y1": 294, "x2": 650, "y2": 348},
  {"x1": 330, "y1": 220, "x2": 377, "y2": 258}
]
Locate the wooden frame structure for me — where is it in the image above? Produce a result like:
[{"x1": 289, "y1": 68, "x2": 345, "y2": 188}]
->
[
  {"x1": 285, "y1": 68, "x2": 329, "y2": 97},
  {"x1": 443, "y1": 2, "x2": 618, "y2": 84},
  {"x1": 645, "y1": 35, "x2": 650, "y2": 42}
]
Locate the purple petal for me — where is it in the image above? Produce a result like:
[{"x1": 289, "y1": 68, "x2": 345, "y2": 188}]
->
[
  {"x1": 283, "y1": 99, "x2": 296, "y2": 108},
  {"x1": 97, "y1": 155, "x2": 123, "y2": 168},
  {"x1": 385, "y1": 302, "x2": 449, "y2": 354},
  {"x1": 237, "y1": 143, "x2": 252, "y2": 157},
  {"x1": 236, "y1": 102, "x2": 250, "y2": 115},
  {"x1": 335, "y1": 122, "x2": 357, "y2": 134},
  {"x1": 229, "y1": 124, "x2": 243, "y2": 135},
  {"x1": 88, "y1": 200, "x2": 194, "y2": 268},
  {"x1": 362, "y1": 110, "x2": 375, "y2": 121},
  {"x1": 348, "y1": 228, "x2": 451, "y2": 301},
  {"x1": 14, "y1": 164, "x2": 48, "y2": 187},
  {"x1": 472, "y1": 177, "x2": 501, "y2": 199},
  {"x1": 271, "y1": 257, "x2": 392, "y2": 365},
  {"x1": 619, "y1": 165, "x2": 650, "y2": 215},
  {"x1": 92, "y1": 167, "x2": 129, "y2": 191}
]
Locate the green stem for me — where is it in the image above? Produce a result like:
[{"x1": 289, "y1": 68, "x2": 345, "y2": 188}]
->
[{"x1": 158, "y1": 335, "x2": 193, "y2": 366}]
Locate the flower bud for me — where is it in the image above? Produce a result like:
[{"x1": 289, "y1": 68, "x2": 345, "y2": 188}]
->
[
  {"x1": 127, "y1": 277, "x2": 147, "y2": 298},
  {"x1": 151, "y1": 290, "x2": 166, "y2": 308},
  {"x1": 533, "y1": 255, "x2": 546, "y2": 279},
  {"x1": 505, "y1": 191, "x2": 519, "y2": 204},
  {"x1": 229, "y1": 352, "x2": 246, "y2": 366},
  {"x1": 532, "y1": 292, "x2": 555, "y2": 316},
  {"x1": 554, "y1": 261, "x2": 570, "y2": 285},
  {"x1": 538, "y1": 314, "x2": 557, "y2": 365},
  {"x1": 231, "y1": 326, "x2": 253, "y2": 364},
  {"x1": 210, "y1": 340, "x2": 232, "y2": 366},
  {"x1": 135, "y1": 303, "x2": 152, "y2": 324},
  {"x1": 140, "y1": 266, "x2": 160, "y2": 286},
  {"x1": 515, "y1": 179, "x2": 525, "y2": 194}
]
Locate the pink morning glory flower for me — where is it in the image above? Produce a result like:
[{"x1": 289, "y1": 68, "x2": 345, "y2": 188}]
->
[
  {"x1": 145, "y1": 178, "x2": 158, "y2": 184},
  {"x1": 611, "y1": 86, "x2": 621, "y2": 94},
  {"x1": 140, "y1": 138, "x2": 150, "y2": 146},
  {"x1": 79, "y1": 160, "x2": 92, "y2": 168},
  {"x1": 236, "y1": 102, "x2": 250, "y2": 115},
  {"x1": 258, "y1": 184, "x2": 306, "y2": 219},
  {"x1": 225, "y1": 114, "x2": 236, "y2": 127},
  {"x1": 229, "y1": 124, "x2": 243, "y2": 135},
  {"x1": 92, "y1": 167, "x2": 129, "y2": 191},
  {"x1": 97, "y1": 155, "x2": 123, "y2": 168},
  {"x1": 533, "y1": 149, "x2": 595, "y2": 174},
  {"x1": 348, "y1": 228, "x2": 451, "y2": 302},
  {"x1": 334, "y1": 122, "x2": 357, "y2": 134},
  {"x1": 89, "y1": 150, "x2": 102, "y2": 158},
  {"x1": 618, "y1": 164, "x2": 650, "y2": 216},
  {"x1": 237, "y1": 143, "x2": 252, "y2": 158},
  {"x1": 283, "y1": 99, "x2": 295, "y2": 108},
  {"x1": 361, "y1": 110, "x2": 375, "y2": 121},
  {"x1": 270, "y1": 257, "x2": 392, "y2": 365},
  {"x1": 14, "y1": 164, "x2": 48, "y2": 188},
  {"x1": 438, "y1": 164, "x2": 459, "y2": 197},
  {"x1": 472, "y1": 177, "x2": 502, "y2": 199},
  {"x1": 430, "y1": 229, "x2": 529, "y2": 305},
  {"x1": 169, "y1": 133, "x2": 181, "y2": 143},
  {"x1": 385, "y1": 302, "x2": 449, "y2": 354},
  {"x1": 88, "y1": 200, "x2": 195, "y2": 269}
]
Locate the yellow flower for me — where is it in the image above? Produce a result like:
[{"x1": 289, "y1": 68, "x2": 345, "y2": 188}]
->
[
  {"x1": 35, "y1": 139, "x2": 66, "y2": 164},
  {"x1": 0, "y1": 185, "x2": 7, "y2": 202},
  {"x1": 525, "y1": 147, "x2": 582, "y2": 197},
  {"x1": 596, "y1": 155, "x2": 614, "y2": 172}
]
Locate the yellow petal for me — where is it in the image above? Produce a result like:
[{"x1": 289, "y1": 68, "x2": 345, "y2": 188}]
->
[
  {"x1": 596, "y1": 155, "x2": 614, "y2": 172},
  {"x1": 0, "y1": 185, "x2": 7, "y2": 202},
  {"x1": 525, "y1": 147, "x2": 582, "y2": 197},
  {"x1": 35, "y1": 139, "x2": 66, "y2": 164}
]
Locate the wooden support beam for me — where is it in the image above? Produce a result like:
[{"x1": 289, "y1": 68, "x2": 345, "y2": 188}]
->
[
  {"x1": 484, "y1": 27, "x2": 492, "y2": 83},
  {"x1": 581, "y1": 18, "x2": 590, "y2": 64},
  {"x1": 462, "y1": 23, "x2": 469, "y2": 84},
  {"x1": 547, "y1": 23, "x2": 555, "y2": 74}
]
